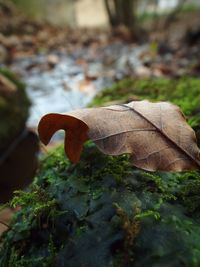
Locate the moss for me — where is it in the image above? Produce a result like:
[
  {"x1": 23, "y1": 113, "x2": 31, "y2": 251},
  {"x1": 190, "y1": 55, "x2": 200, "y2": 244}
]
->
[
  {"x1": 90, "y1": 77, "x2": 200, "y2": 129},
  {"x1": 0, "y1": 143, "x2": 142, "y2": 267},
  {"x1": 0, "y1": 141, "x2": 200, "y2": 267},
  {"x1": 0, "y1": 76, "x2": 200, "y2": 266},
  {"x1": 176, "y1": 172, "x2": 200, "y2": 214},
  {"x1": 0, "y1": 68, "x2": 30, "y2": 152},
  {"x1": 0, "y1": 184, "x2": 61, "y2": 267}
]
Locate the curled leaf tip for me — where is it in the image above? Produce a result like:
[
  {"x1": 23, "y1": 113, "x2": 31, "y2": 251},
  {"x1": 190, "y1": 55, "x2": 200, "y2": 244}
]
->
[
  {"x1": 38, "y1": 113, "x2": 89, "y2": 162},
  {"x1": 38, "y1": 113, "x2": 60, "y2": 145}
]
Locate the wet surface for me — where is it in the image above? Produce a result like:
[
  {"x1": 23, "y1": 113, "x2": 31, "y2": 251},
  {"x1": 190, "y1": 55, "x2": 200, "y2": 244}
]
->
[{"x1": 9, "y1": 42, "x2": 148, "y2": 128}]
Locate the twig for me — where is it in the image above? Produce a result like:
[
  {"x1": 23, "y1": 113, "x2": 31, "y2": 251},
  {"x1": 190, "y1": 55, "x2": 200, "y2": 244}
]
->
[{"x1": 0, "y1": 220, "x2": 10, "y2": 230}]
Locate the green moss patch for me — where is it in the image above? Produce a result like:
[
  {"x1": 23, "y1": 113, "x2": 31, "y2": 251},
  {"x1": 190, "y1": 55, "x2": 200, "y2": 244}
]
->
[
  {"x1": 90, "y1": 77, "x2": 200, "y2": 129},
  {"x1": 0, "y1": 142, "x2": 200, "y2": 267},
  {"x1": 0, "y1": 76, "x2": 200, "y2": 266}
]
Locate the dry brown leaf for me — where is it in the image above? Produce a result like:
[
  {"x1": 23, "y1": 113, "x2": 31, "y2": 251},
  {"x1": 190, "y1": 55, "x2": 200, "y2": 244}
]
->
[{"x1": 38, "y1": 100, "x2": 200, "y2": 172}]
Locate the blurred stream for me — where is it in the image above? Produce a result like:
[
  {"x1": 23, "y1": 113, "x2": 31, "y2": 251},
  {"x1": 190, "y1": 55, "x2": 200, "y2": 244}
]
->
[{"x1": 10, "y1": 42, "x2": 148, "y2": 129}]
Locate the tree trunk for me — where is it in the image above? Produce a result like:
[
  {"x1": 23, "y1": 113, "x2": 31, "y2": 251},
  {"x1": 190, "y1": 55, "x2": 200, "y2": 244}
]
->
[
  {"x1": 104, "y1": 0, "x2": 114, "y2": 26},
  {"x1": 104, "y1": 0, "x2": 142, "y2": 41}
]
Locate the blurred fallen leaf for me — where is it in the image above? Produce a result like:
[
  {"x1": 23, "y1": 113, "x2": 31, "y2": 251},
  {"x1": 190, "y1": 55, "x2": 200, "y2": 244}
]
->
[
  {"x1": 47, "y1": 54, "x2": 59, "y2": 69},
  {"x1": 79, "y1": 79, "x2": 96, "y2": 95},
  {"x1": 153, "y1": 63, "x2": 173, "y2": 76}
]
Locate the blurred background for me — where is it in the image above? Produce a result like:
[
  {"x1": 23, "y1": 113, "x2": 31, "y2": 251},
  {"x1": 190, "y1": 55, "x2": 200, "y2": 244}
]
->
[{"x1": 0, "y1": 0, "x2": 200, "y2": 202}]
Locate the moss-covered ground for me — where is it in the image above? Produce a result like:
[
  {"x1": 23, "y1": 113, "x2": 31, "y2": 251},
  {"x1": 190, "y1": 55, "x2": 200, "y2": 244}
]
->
[{"x1": 0, "y1": 77, "x2": 200, "y2": 267}]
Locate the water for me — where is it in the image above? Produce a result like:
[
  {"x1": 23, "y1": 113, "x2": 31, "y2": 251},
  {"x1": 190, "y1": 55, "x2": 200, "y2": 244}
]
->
[{"x1": 10, "y1": 42, "x2": 149, "y2": 128}]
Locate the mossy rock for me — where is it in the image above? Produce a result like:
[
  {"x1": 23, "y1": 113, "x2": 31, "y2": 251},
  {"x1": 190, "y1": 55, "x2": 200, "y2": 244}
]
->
[
  {"x1": 0, "y1": 68, "x2": 30, "y2": 153},
  {"x1": 0, "y1": 77, "x2": 200, "y2": 266},
  {"x1": 0, "y1": 143, "x2": 200, "y2": 267}
]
